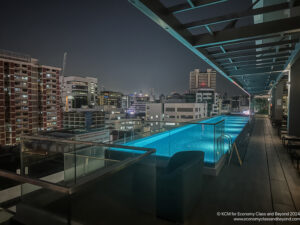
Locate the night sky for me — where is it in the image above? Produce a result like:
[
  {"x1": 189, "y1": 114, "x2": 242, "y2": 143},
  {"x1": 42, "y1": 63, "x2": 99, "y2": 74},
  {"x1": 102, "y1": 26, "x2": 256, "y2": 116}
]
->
[{"x1": 0, "y1": 0, "x2": 250, "y2": 96}]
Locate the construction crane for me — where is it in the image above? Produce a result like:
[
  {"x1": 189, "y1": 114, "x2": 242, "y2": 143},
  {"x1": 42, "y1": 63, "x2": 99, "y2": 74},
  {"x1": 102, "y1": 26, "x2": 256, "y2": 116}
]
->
[
  {"x1": 61, "y1": 52, "x2": 68, "y2": 111},
  {"x1": 62, "y1": 52, "x2": 67, "y2": 77}
]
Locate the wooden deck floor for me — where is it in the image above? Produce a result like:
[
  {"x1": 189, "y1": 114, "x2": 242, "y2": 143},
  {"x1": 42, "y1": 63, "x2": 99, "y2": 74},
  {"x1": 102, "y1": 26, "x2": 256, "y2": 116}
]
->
[{"x1": 187, "y1": 116, "x2": 300, "y2": 225}]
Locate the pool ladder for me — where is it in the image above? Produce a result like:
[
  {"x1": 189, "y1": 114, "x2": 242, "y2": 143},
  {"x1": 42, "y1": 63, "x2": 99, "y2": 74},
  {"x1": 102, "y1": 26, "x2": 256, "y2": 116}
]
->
[{"x1": 219, "y1": 134, "x2": 243, "y2": 167}]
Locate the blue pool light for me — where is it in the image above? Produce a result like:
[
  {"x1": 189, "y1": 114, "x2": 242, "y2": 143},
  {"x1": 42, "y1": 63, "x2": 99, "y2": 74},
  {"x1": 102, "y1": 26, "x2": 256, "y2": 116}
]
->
[{"x1": 112, "y1": 116, "x2": 249, "y2": 164}]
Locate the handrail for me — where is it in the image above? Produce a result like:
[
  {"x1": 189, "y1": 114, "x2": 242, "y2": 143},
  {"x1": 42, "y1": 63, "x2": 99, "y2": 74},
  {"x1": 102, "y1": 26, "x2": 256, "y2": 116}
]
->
[
  {"x1": 0, "y1": 135, "x2": 157, "y2": 196},
  {"x1": 200, "y1": 119, "x2": 225, "y2": 125},
  {"x1": 111, "y1": 119, "x2": 226, "y2": 144},
  {"x1": 223, "y1": 134, "x2": 233, "y2": 146},
  {"x1": 139, "y1": 118, "x2": 225, "y2": 125},
  {"x1": 21, "y1": 135, "x2": 155, "y2": 153},
  {"x1": 69, "y1": 147, "x2": 155, "y2": 194},
  {"x1": 0, "y1": 169, "x2": 70, "y2": 194},
  {"x1": 103, "y1": 116, "x2": 213, "y2": 125},
  {"x1": 0, "y1": 145, "x2": 156, "y2": 195},
  {"x1": 40, "y1": 115, "x2": 223, "y2": 135},
  {"x1": 217, "y1": 133, "x2": 233, "y2": 154}
]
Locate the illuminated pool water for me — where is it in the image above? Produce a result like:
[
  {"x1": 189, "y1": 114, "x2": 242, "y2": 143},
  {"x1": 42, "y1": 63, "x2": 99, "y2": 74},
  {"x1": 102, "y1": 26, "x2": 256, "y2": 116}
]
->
[{"x1": 119, "y1": 115, "x2": 249, "y2": 163}]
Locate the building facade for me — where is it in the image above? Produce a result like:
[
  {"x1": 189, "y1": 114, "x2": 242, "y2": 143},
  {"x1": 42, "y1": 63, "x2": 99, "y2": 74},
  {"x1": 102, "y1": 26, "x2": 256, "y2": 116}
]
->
[
  {"x1": 196, "y1": 88, "x2": 220, "y2": 116},
  {"x1": 189, "y1": 69, "x2": 217, "y2": 92},
  {"x1": 39, "y1": 65, "x2": 62, "y2": 131},
  {"x1": 146, "y1": 103, "x2": 164, "y2": 121},
  {"x1": 164, "y1": 103, "x2": 207, "y2": 122},
  {"x1": 0, "y1": 49, "x2": 61, "y2": 146},
  {"x1": 98, "y1": 91, "x2": 123, "y2": 108},
  {"x1": 121, "y1": 95, "x2": 130, "y2": 110},
  {"x1": 63, "y1": 109, "x2": 104, "y2": 129},
  {"x1": 221, "y1": 99, "x2": 232, "y2": 114},
  {"x1": 166, "y1": 92, "x2": 196, "y2": 103},
  {"x1": 127, "y1": 93, "x2": 150, "y2": 116},
  {"x1": 60, "y1": 76, "x2": 98, "y2": 111}
]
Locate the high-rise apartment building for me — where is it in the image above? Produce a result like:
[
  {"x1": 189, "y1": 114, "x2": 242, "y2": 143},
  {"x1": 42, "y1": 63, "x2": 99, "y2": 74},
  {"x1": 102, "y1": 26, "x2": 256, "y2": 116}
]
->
[
  {"x1": 60, "y1": 76, "x2": 98, "y2": 111},
  {"x1": 189, "y1": 69, "x2": 216, "y2": 92},
  {"x1": 39, "y1": 65, "x2": 62, "y2": 131},
  {"x1": 196, "y1": 88, "x2": 220, "y2": 116},
  {"x1": 0, "y1": 49, "x2": 61, "y2": 146}
]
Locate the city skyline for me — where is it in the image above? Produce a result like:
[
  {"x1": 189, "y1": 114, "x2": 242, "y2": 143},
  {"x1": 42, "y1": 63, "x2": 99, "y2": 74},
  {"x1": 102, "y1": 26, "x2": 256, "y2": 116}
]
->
[
  {"x1": 0, "y1": 0, "x2": 247, "y2": 96},
  {"x1": 1, "y1": 1, "x2": 300, "y2": 225}
]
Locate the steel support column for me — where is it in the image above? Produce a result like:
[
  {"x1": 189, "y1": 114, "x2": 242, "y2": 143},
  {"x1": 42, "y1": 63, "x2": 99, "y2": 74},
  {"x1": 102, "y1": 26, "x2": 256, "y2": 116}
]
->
[{"x1": 288, "y1": 56, "x2": 300, "y2": 136}]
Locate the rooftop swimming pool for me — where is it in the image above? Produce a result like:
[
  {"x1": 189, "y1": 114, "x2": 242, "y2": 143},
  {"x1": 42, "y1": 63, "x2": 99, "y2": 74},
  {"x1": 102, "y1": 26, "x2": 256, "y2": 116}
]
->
[{"x1": 118, "y1": 115, "x2": 249, "y2": 164}]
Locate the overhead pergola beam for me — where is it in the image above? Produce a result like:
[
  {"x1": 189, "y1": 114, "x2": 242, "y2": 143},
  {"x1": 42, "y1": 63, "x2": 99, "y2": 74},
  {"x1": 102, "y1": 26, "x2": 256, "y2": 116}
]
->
[
  {"x1": 229, "y1": 67, "x2": 284, "y2": 76},
  {"x1": 187, "y1": 0, "x2": 195, "y2": 8},
  {"x1": 246, "y1": 86, "x2": 270, "y2": 90},
  {"x1": 217, "y1": 53, "x2": 291, "y2": 63},
  {"x1": 246, "y1": 87, "x2": 270, "y2": 90},
  {"x1": 248, "y1": 90, "x2": 269, "y2": 94},
  {"x1": 219, "y1": 45, "x2": 236, "y2": 70},
  {"x1": 193, "y1": 15, "x2": 300, "y2": 47},
  {"x1": 222, "y1": 58, "x2": 288, "y2": 67},
  {"x1": 183, "y1": 2, "x2": 291, "y2": 30},
  {"x1": 220, "y1": 57, "x2": 288, "y2": 66},
  {"x1": 129, "y1": 0, "x2": 250, "y2": 96},
  {"x1": 205, "y1": 25, "x2": 214, "y2": 35},
  {"x1": 205, "y1": 34, "x2": 281, "y2": 49},
  {"x1": 227, "y1": 64, "x2": 286, "y2": 73},
  {"x1": 213, "y1": 46, "x2": 294, "y2": 59},
  {"x1": 210, "y1": 39, "x2": 299, "y2": 56},
  {"x1": 168, "y1": 0, "x2": 228, "y2": 14},
  {"x1": 130, "y1": 0, "x2": 300, "y2": 97},
  {"x1": 230, "y1": 72, "x2": 281, "y2": 78},
  {"x1": 224, "y1": 61, "x2": 287, "y2": 70}
]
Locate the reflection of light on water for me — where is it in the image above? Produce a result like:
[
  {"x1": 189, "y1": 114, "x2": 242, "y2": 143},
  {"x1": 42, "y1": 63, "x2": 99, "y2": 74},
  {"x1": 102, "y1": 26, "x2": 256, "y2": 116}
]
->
[
  {"x1": 242, "y1": 110, "x2": 250, "y2": 116},
  {"x1": 119, "y1": 116, "x2": 249, "y2": 163}
]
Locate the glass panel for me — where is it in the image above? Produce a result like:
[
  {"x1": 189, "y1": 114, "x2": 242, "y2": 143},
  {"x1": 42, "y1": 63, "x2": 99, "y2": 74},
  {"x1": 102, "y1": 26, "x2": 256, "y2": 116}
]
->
[
  {"x1": 12, "y1": 116, "x2": 252, "y2": 224},
  {"x1": 69, "y1": 149, "x2": 156, "y2": 225},
  {"x1": 107, "y1": 116, "x2": 249, "y2": 167},
  {"x1": 18, "y1": 185, "x2": 70, "y2": 225},
  {"x1": 214, "y1": 120, "x2": 225, "y2": 164},
  {"x1": 17, "y1": 136, "x2": 157, "y2": 225},
  {"x1": 21, "y1": 138, "x2": 66, "y2": 183}
]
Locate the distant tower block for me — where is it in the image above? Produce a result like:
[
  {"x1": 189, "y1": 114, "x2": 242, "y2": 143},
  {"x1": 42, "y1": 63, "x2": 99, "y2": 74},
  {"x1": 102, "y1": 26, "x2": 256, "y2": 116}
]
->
[{"x1": 189, "y1": 69, "x2": 216, "y2": 93}]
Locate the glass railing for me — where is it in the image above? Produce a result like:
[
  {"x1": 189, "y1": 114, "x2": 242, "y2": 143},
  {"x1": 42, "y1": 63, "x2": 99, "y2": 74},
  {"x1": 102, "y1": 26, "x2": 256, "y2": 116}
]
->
[
  {"x1": 13, "y1": 135, "x2": 157, "y2": 225},
  {"x1": 35, "y1": 115, "x2": 245, "y2": 168},
  {"x1": 106, "y1": 118, "x2": 226, "y2": 167},
  {"x1": 46, "y1": 117, "x2": 227, "y2": 166}
]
